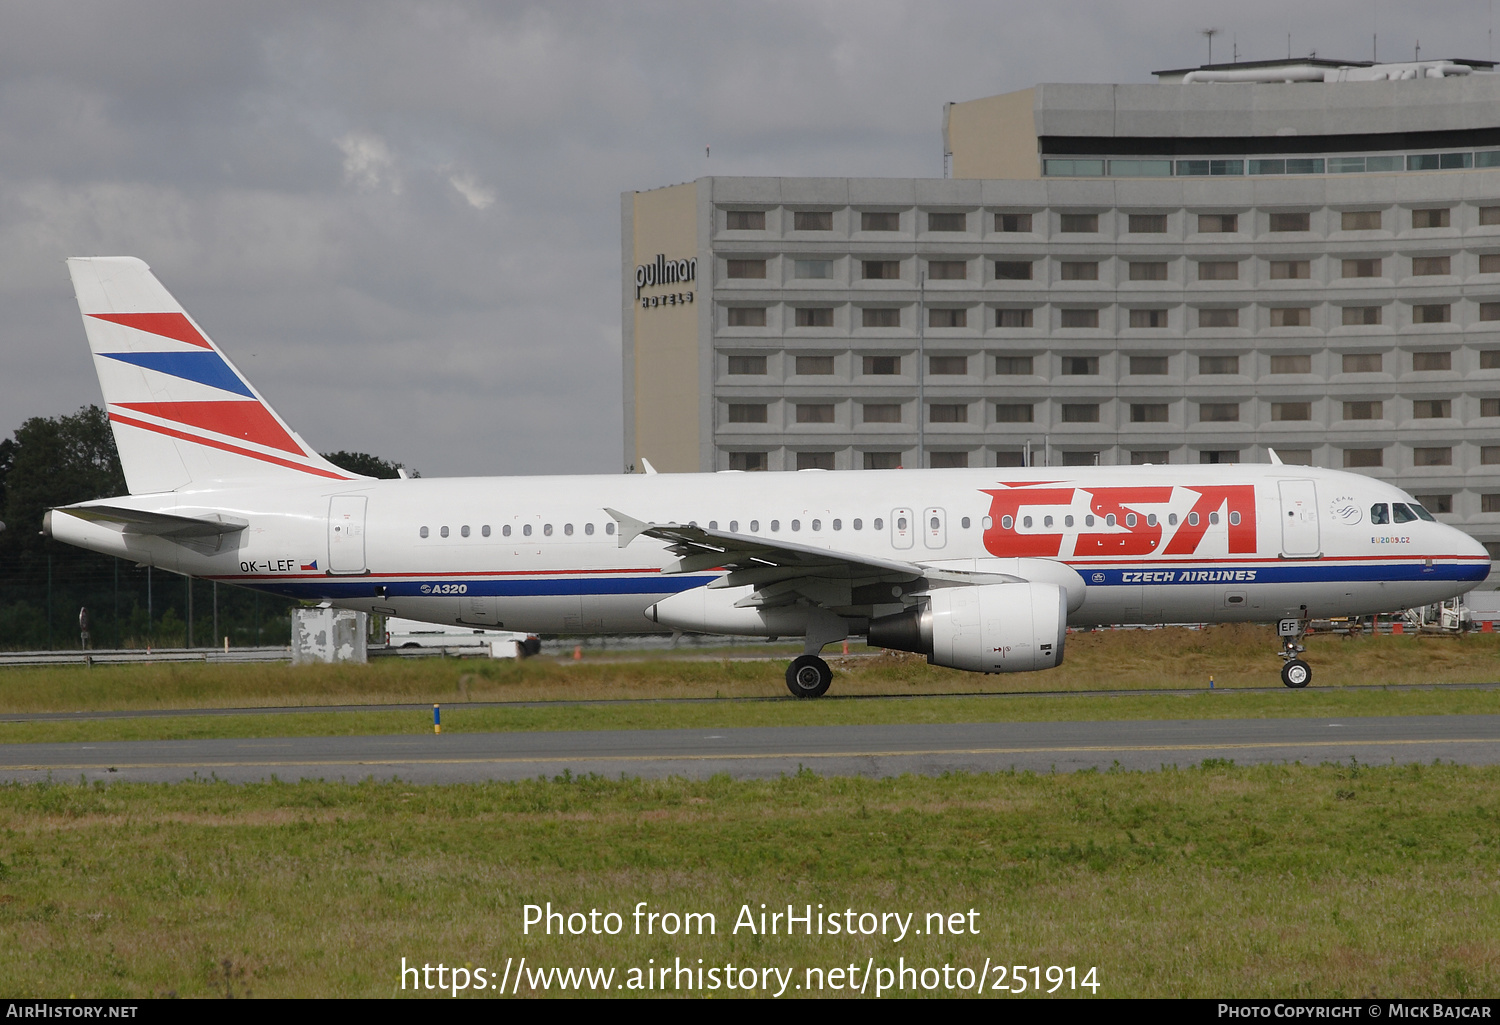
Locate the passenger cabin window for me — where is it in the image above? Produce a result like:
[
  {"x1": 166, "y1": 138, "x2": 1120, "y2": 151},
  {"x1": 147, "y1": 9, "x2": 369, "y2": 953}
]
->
[
  {"x1": 461, "y1": 525, "x2": 470, "y2": 537},
  {"x1": 605, "y1": 523, "x2": 615, "y2": 535},
  {"x1": 482, "y1": 525, "x2": 491, "y2": 537},
  {"x1": 503, "y1": 525, "x2": 512, "y2": 537},
  {"x1": 523, "y1": 524, "x2": 532, "y2": 536},
  {"x1": 419, "y1": 526, "x2": 429, "y2": 538},
  {"x1": 440, "y1": 526, "x2": 449, "y2": 538}
]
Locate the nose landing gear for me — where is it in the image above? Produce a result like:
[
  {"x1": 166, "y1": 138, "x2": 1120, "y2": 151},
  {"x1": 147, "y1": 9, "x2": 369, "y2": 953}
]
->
[{"x1": 1277, "y1": 617, "x2": 1312, "y2": 688}]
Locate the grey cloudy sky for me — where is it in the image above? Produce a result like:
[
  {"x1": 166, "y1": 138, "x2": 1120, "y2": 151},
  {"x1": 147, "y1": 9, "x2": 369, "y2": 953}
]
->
[{"x1": 2, "y1": 0, "x2": 1493, "y2": 476}]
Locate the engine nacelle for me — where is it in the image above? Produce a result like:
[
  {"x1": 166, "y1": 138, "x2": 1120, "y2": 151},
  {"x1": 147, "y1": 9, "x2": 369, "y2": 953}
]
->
[{"x1": 867, "y1": 582, "x2": 1067, "y2": 673}]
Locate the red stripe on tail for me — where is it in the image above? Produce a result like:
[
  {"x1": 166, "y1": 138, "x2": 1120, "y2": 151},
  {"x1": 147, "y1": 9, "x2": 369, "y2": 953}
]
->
[
  {"x1": 114, "y1": 400, "x2": 303, "y2": 454},
  {"x1": 88, "y1": 312, "x2": 212, "y2": 349},
  {"x1": 107, "y1": 413, "x2": 352, "y2": 480}
]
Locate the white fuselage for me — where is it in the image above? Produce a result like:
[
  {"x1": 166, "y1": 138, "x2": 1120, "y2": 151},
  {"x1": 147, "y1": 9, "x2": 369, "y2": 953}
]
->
[{"x1": 48, "y1": 464, "x2": 1491, "y2": 636}]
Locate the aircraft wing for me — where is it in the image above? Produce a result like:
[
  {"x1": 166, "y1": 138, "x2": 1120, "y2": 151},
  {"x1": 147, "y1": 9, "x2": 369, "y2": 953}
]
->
[
  {"x1": 606, "y1": 508, "x2": 1024, "y2": 611},
  {"x1": 55, "y1": 502, "x2": 248, "y2": 539}
]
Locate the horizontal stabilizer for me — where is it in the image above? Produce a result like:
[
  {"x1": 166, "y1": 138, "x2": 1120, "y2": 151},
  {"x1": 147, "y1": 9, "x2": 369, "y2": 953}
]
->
[{"x1": 56, "y1": 503, "x2": 248, "y2": 539}]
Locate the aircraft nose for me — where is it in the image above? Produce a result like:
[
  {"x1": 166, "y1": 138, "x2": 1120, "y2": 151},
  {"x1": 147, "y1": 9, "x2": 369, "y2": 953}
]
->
[{"x1": 1450, "y1": 525, "x2": 1491, "y2": 566}]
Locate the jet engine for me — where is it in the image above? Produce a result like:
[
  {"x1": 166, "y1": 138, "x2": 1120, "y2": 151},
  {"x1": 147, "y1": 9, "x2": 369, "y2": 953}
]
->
[{"x1": 867, "y1": 582, "x2": 1067, "y2": 673}]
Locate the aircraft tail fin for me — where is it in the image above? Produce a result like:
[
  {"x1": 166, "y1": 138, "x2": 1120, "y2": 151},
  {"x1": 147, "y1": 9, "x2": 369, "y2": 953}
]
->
[{"x1": 66, "y1": 257, "x2": 359, "y2": 494}]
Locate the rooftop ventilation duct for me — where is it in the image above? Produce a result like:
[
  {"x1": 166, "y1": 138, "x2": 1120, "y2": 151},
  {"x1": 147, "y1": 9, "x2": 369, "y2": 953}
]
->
[{"x1": 1183, "y1": 61, "x2": 1474, "y2": 84}]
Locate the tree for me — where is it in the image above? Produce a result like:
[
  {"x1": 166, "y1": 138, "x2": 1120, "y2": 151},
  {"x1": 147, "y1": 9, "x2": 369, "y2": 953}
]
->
[{"x1": 320, "y1": 451, "x2": 415, "y2": 478}]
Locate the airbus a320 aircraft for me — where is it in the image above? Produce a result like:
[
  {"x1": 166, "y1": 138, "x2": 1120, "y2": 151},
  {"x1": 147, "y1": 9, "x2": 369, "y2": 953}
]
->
[{"x1": 45, "y1": 258, "x2": 1491, "y2": 696}]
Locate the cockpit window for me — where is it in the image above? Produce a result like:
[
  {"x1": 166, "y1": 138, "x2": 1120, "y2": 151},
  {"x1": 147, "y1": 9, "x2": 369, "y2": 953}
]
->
[
  {"x1": 1392, "y1": 503, "x2": 1417, "y2": 524},
  {"x1": 1410, "y1": 503, "x2": 1436, "y2": 522},
  {"x1": 1370, "y1": 503, "x2": 1389, "y2": 525}
]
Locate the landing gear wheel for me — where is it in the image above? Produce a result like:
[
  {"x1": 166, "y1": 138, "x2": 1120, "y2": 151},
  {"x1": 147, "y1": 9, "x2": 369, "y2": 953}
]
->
[
  {"x1": 1281, "y1": 658, "x2": 1312, "y2": 689},
  {"x1": 786, "y1": 655, "x2": 833, "y2": 698}
]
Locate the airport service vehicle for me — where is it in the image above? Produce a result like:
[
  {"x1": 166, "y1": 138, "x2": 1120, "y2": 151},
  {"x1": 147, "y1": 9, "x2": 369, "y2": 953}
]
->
[{"x1": 44, "y1": 258, "x2": 1492, "y2": 696}]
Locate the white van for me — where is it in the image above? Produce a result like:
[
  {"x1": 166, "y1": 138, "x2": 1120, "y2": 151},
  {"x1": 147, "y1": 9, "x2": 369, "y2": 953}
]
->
[{"x1": 381, "y1": 617, "x2": 539, "y2": 658}]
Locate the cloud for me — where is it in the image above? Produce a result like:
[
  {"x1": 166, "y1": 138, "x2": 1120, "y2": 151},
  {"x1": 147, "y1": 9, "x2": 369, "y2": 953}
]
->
[
  {"x1": 336, "y1": 131, "x2": 400, "y2": 193},
  {"x1": 447, "y1": 171, "x2": 495, "y2": 210}
]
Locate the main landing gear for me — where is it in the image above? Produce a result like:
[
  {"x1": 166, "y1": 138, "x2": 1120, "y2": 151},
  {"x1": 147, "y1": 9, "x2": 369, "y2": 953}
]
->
[
  {"x1": 1277, "y1": 617, "x2": 1312, "y2": 689},
  {"x1": 786, "y1": 654, "x2": 833, "y2": 698}
]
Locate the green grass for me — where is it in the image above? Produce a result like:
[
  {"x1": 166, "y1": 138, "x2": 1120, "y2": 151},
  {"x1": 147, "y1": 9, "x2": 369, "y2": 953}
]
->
[
  {"x1": 1, "y1": 764, "x2": 1497, "y2": 998},
  {"x1": 1, "y1": 626, "x2": 1496, "y2": 716},
  {"x1": 4, "y1": 686, "x2": 1500, "y2": 745}
]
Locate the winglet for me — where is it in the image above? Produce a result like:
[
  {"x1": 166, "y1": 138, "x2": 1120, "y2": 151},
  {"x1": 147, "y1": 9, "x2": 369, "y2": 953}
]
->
[
  {"x1": 604, "y1": 507, "x2": 651, "y2": 548},
  {"x1": 1267, "y1": 448, "x2": 1284, "y2": 466},
  {"x1": 640, "y1": 458, "x2": 658, "y2": 476}
]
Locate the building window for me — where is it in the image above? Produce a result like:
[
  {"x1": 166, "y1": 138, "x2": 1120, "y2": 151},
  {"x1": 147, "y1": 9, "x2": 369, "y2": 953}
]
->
[
  {"x1": 862, "y1": 260, "x2": 901, "y2": 280},
  {"x1": 1413, "y1": 399, "x2": 1452, "y2": 419},
  {"x1": 1412, "y1": 304, "x2": 1451, "y2": 324},
  {"x1": 863, "y1": 403, "x2": 901, "y2": 423},
  {"x1": 1199, "y1": 403, "x2": 1240, "y2": 422},
  {"x1": 995, "y1": 355, "x2": 1033, "y2": 375},
  {"x1": 1412, "y1": 256, "x2": 1451, "y2": 276},
  {"x1": 796, "y1": 404, "x2": 835, "y2": 424},
  {"x1": 1129, "y1": 261, "x2": 1168, "y2": 281},
  {"x1": 930, "y1": 452, "x2": 968, "y2": 468},
  {"x1": 727, "y1": 354, "x2": 766, "y2": 375},
  {"x1": 1270, "y1": 212, "x2": 1311, "y2": 232},
  {"x1": 929, "y1": 308, "x2": 967, "y2": 328},
  {"x1": 794, "y1": 210, "x2": 832, "y2": 231},
  {"x1": 797, "y1": 451, "x2": 835, "y2": 470},
  {"x1": 727, "y1": 403, "x2": 767, "y2": 423},
  {"x1": 1343, "y1": 448, "x2": 1383, "y2": 468},
  {"x1": 995, "y1": 452, "x2": 1026, "y2": 467},
  {"x1": 1199, "y1": 355, "x2": 1239, "y2": 375},
  {"x1": 1200, "y1": 450, "x2": 1239, "y2": 464},
  {"x1": 995, "y1": 213, "x2": 1032, "y2": 232},
  {"x1": 1131, "y1": 450, "x2": 1170, "y2": 464},
  {"x1": 1480, "y1": 255, "x2": 1500, "y2": 274},
  {"x1": 795, "y1": 307, "x2": 833, "y2": 327},
  {"x1": 726, "y1": 259, "x2": 766, "y2": 279},
  {"x1": 726, "y1": 307, "x2": 766, "y2": 327},
  {"x1": 1061, "y1": 403, "x2": 1100, "y2": 423},
  {"x1": 1483, "y1": 446, "x2": 1500, "y2": 464},
  {"x1": 1271, "y1": 402, "x2": 1312, "y2": 421},
  {"x1": 1277, "y1": 450, "x2": 1314, "y2": 465},
  {"x1": 1342, "y1": 259, "x2": 1382, "y2": 278},
  {"x1": 1485, "y1": 351, "x2": 1500, "y2": 369},
  {"x1": 862, "y1": 308, "x2": 900, "y2": 328},
  {"x1": 1414, "y1": 494, "x2": 1453, "y2": 514},
  {"x1": 1059, "y1": 213, "x2": 1098, "y2": 233},
  {"x1": 1485, "y1": 495, "x2": 1500, "y2": 513},
  {"x1": 1342, "y1": 306, "x2": 1381, "y2": 325},
  {"x1": 928, "y1": 212, "x2": 966, "y2": 232},
  {"x1": 1130, "y1": 355, "x2": 1168, "y2": 375},
  {"x1": 864, "y1": 451, "x2": 902, "y2": 469},
  {"x1": 725, "y1": 210, "x2": 765, "y2": 230},
  {"x1": 995, "y1": 403, "x2": 1033, "y2": 423},
  {"x1": 995, "y1": 260, "x2": 1033, "y2": 280},
  {"x1": 1198, "y1": 309, "x2": 1239, "y2": 328},
  {"x1": 1344, "y1": 401, "x2": 1382, "y2": 420},
  {"x1": 795, "y1": 355, "x2": 835, "y2": 375},
  {"x1": 1062, "y1": 355, "x2": 1099, "y2": 375},
  {"x1": 1414, "y1": 447, "x2": 1453, "y2": 467},
  {"x1": 793, "y1": 259, "x2": 832, "y2": 279},
  {"x1": 1413, "y1": 351, "x2": 1453, "y2": 371},
  {"x1": 1198, "y1": 213, "x2": 1238, "y2": 233},
  {"x1": 1483, "y1": 398, "x2": 1500, "y2": 417},
  {"x1": 1482, "y1": 207, "x2": 1500, "y2": 227},
  {"x1": 1060, "y1": 261, "x2": 1099, "y2": 281},
  {"x1": 1412, "y1": 208, "x2": 1450, "y2": 229},
  {"x1": 1269, "y1": 260, "x2": 1311, "y2": 280},
  {"x1": 1269, "y1": 354, "x2": 1312, "y2": 374},
  {"x1": 1062, "y1": 451, "x2": 1100, "y2": 466},
  {"x1": 1269, "y1": 308, "x2": 1311, "y2": 328},
  {"x1": 929, "y1": 355, "x2": 968, "y2": 375},
  {"x1": 928, "y1": 260, "x2": 966, "y2": 281},
  {"x1": 929, "y1": 404, "x2": 967, "y2": 423},
  {"x1": 1197, "y1": 261, "x2": 1239, "y2": 281},
  {"x1": 1128, "y1": 213, "x2": 1167, "y2": 233},
  {"x1": 1131, "y1": 403, "x2": 1169, "y2": 423},
  {"x1": 1060, "y1": 309, "x2": 1099, "y2": 328},
  {"x1": 1128, "y1": 309, "x2": 1168, "y2": 328},
  {"x1": 996, "y1": 309, "x2": 1034, "y2": 327},
  {"x1": 1342, "y1": 210, "x2": 1383, "y2": 231},
  {"x1": 861, "y1": 211, "x2": 899, "y2": 231},
  {"x1": 862, "y1": 355, "x2": 900, "y2": 375},
  {"x1": 1342, "y1": 353, "x2": 1383, "y2": 373},
  {"x1": 1482, "y1": 304, "x2": 1500, "y2": 322}
]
